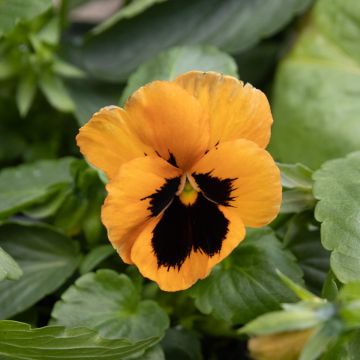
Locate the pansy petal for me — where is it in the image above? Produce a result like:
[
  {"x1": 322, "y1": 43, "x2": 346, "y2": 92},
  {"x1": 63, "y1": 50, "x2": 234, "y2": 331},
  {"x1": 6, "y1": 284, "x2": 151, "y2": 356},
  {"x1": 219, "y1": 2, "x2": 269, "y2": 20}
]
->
[
  {"x1": 206, "y1": 206, "x2": 245, "y2": 270},
  {"x1": 102, "y1": 156, "x2": 182, "y2": 264},
  {"x1": 131, "y1": 217, "x2": 210, "y2": 291},
  {"x1": 130, "y1": 193, "x2": 244, "y2": 291},
  {"x1": 77, "y1": 106, "x2": 153, "y2": 180},
  {"x1": 175, "y1": 71, "x2": 272, "y2": 149},
  {"x1": 125, "y1": 81, "x2": 209, "y2": 170},
  {"x1": 192, "y1": 139, "x2": 281, "y2": 227}
]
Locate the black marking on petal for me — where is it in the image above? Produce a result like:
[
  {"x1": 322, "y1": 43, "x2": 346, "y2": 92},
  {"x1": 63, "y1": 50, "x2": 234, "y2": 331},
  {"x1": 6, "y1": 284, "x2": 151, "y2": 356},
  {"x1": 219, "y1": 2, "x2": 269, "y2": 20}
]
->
[
  {"x1": 193, "y1": 172, "x2": 236, "y2": 206},
  {"x1": 142, "y1": 177, "x2": 181, "y2": 217},
  {"x1": 167, "y1": 152, "x2": 177, "y2": 167},
  {"x1": 151, "y1": 194, "x2": 229, "y2": 270}
]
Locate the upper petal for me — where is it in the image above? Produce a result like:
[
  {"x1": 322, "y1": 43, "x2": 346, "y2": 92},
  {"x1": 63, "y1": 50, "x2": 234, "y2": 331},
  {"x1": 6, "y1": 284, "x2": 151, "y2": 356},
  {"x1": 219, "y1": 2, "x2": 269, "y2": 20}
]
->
[
  {"x1": 102, "y1": 156, "x2": 182, "y2": 264},
  {"x1": 175, "y1": 71, "x2": 272, "y2": 149},
  {"x1": 124, "y1": 81, "x2": 210, "y2": 170},
  {"x1": 76, "y1": 106, "x2": 153, "y2": 181},
  {"x1": 191, "y1": 139, "x2": 281, "y2": 227}
]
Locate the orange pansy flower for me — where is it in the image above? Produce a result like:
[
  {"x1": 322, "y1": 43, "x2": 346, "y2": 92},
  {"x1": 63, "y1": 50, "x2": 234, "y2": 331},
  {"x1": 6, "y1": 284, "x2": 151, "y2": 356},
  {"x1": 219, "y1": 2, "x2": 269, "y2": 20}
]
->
[{"x1": 76, "y1": 71, "x2": 281, "y2": 291}]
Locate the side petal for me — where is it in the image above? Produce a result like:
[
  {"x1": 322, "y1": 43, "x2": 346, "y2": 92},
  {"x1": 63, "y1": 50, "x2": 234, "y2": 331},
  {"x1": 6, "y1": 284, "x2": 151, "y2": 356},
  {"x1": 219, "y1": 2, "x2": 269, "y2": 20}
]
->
[
  {"x1": 175, "y1": 71, "x2": 272, "y2": 149},
  {"x1": 125, "y1": 81, "x2": 210, "y2": 170},
  {"x1": 102, "y1": 156, "x2": 182, "y2": 264},
  {"x1": 131, "y1": 217, "x2": 210, "y2": 292},
  {"x1": 76, "y1": 106, "x2": 153, "y2": 180},
  {"x1": 191, "y1": 139, "x2": 282, "y2": 228}
]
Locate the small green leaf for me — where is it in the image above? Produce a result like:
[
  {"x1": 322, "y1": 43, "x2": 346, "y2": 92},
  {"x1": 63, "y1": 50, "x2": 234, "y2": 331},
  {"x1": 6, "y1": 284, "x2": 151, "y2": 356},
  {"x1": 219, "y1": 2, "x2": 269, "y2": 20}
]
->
[
  {"x1": 281, "y1": 189, "x2": 316, "y2": 214},
  {"x1": 53, "y1": 59, "x2": 85, "y2": 78},
  {"x1": 79, "y1": 245, "x2": 114, "y2": 274},
  {"x1": 0, "y1": 320, "x2": 158, "y2": 360},
  {"x1": 51, "y1": 269, "x2": 169, "y2": 341},
  {"x1": 39, "y1": 72, "x2": 75, "y2": 112},
  {"x1": 0, "y1": 0, "x2": 52, "y2": 36},
  {"x1": 0, "y1": 223, "x2": 81, "y2": 319},
  {"x1": 0, "y1": 59, "x2": 16, "y2": 80},
  {"x1": 23, "y1": 187, "x2": 71, "y2": 219},
  {"x1": 190, "y1": 228, "x2": 303, "y2": 323},
  {"x1": 338, "y1": 283, "x2": 360, "y2": 328},
  {"x1": 313, "y1": 151, "x2": 360, "y2": 283},
  {"x1": 240, "y1": 309, "x2": 321, "y2": 336},
  {"x1": 16, "y1": 72, "x2": 37, "y2": 117},
  {"x1": 140, "y1": 345, "x2": 165, "y2": 360},
  {"x1": 284, "y1": 212, "x2": 330, "y2": 295},
  {"x1": 300, "y1": 320, "x2": 342, "y2": 360},
  {"x1": 276, "y1": 270, "x2": 319, "y2": 302},
  {"x1": 0, "y1": 247, "x2": 22, "y2": 282},
  {"x1": 0, "y1": 157, "x2": 77, "y2": 219},
  {"x1": 322, "y1": 271, "x2": 339, "y2": 301},
  {"x1": 120, "y1": 45, "x2": 238, "y2": 104},
  {"x1": 279, "y1": 163, "x2": 314, "y2": 190}
]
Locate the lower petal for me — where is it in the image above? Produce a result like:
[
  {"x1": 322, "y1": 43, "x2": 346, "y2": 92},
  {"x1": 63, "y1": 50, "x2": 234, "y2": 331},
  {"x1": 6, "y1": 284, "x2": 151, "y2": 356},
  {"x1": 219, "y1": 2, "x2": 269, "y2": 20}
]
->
[
  {"x1": 102, "y1": 156, "x2": 182, "y2": 264},
  {"x1": 206, "y1": 206, "x2": 246, "y2": 270},
  {"x1": 131, "y1": 217, "x2": 210, "y2": 291},
  {"x1": 130, "y1": 194, "x2": 244, "y2": 291}
]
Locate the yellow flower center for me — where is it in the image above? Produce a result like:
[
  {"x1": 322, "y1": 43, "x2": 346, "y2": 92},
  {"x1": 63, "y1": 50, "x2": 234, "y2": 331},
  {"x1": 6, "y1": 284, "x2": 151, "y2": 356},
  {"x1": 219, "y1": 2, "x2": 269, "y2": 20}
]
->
[{"x1": 179, "y1": 180, "x2": 198, "y2": 206}]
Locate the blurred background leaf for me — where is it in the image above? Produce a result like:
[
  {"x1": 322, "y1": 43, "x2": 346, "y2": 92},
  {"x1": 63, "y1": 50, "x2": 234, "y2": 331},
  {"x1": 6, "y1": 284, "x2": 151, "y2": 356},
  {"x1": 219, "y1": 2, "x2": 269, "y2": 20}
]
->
[
  {"x1": 81, "y1": 0, "x2": 312, "y2": 81},
  {"x1": 270, "y1": 0, "x2": 360, "y2": 168},
  {"x1": 0, "y1": 320, "x2": 159, "y2": 360},
  {"x1": 0, "y1": 223, "x2": 80, "y2": 319}
]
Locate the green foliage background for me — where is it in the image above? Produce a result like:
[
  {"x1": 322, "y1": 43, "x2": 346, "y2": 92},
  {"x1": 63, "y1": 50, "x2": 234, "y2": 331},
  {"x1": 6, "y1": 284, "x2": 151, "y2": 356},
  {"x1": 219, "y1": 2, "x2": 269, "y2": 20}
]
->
[{"x1": 1, "y1": 0, "x2": 360, "y2": 359}]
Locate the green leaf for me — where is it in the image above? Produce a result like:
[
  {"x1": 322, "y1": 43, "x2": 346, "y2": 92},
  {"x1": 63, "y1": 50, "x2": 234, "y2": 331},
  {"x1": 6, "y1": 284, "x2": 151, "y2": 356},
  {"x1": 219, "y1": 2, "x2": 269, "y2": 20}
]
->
[
  {"x1": 51, "y1": 269, "x2": 169, "y2": 341},
  {"x1": 270, "y1": 0, "x2": 360, "y2": 169},
  {"x1": 65, "y1": 78, "x2": 123, "y2": 126},
  {"x1": 140, "y1": 346, "x2": 165, "y2": 360},
  {"x1": 0, "y1": 320, "x2": 158, "y2": 360},
  {"x1": 284, "y1": 212, "x2": 330, "y2": 295},
  {"x1": 281, "y1": 189, "x2": 316, "y2": 214},
  {"x1": 82, "y1": 0, "x2": 311, "y2": 81},
  {"x1": 0, "y1": 223, "x2": 80, "y2": 319},
  {"x1": 190, "y1": 228, "x2": 303, "y2": 323},
  {"x1": 338, "y1": 283, "x2": 360, "y2": 329},
  {"x1": 279, "y1": 163, "x2": 315, "y2": 214},
  {"x1": 0, "y1": 247, "x2": 22, "y2": 282},
  {"x1": 120, "y1": 45, "x2": 238, "y2": 104},
  {"x1": 300, "y1": 320, "x2": 342, "y2": 360},
  {"x1": 92, "y1": 0, "x2": 167, "y2": 35},
  {"x1": 276, "y1": 270, "x2": 319, "y2": 302},
  {"x1": 322, "y1": 271, "x2": 339, "y2": 301},
  {"x1": 39, "y1": 72, "x2": 75, "y2": 112},
  {"x1": 0, "y1": 0, "x2": 52, "y2": 36},
  {"x1": 240, "y1": 309, "x2": 322, "y2": 337},
  {"x1": 79, "y1": 245, "x2": 114, "y2": 275},
  {"x1": 161, "y1": 328, "x2": 202, "y2": 360},
  {"x1": 321, "y1": 331, "x2": 360, "y2": 360},
  {"x1": 23, "y1": 187, "x2": 71, "y2": 219},
  {"x1": 313, "y1": 151, "x2": 360, "y2": 283},
  {"x1": 0, "y1": 157, "x2": 76, "y2": 219},
  {"x1": 279, "y1": 163, "x2": 314, "y2": 190},
  {"x1": 53, "y1": 59, "x2": 85, "y2": 79},
  {"x1": 0, "y1": 59, "x2": 16, "y2": 80},
  {"x1": 16, "y1": 72, "x2": 37, "y2": 117}
]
